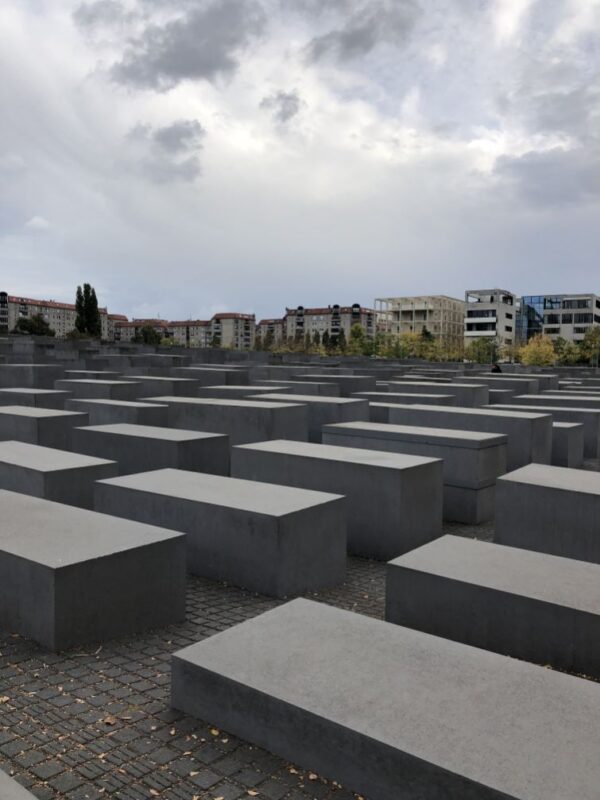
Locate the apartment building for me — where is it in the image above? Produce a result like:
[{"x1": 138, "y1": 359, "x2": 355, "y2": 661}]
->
[
  {"x1": 464, "y1": 289, "x2": 517, "y2": 347},
  {"x1": 518, "y1": 294, "x2": 600, "y2": 344},
  {"x1": 210, "y1": 313, "x2": 255, "y2": 349},
  {"x1": 374, "y1": 295, "x2": 465, "y2": 345},
  {"x1": 114, "y1": 319, "x2": 168, "y2": 343},
  {"x1": 256, "y1": 318, "x2": 285, "y2": 346},
  {"x1": 167, "y1": 320, "x2": 211, "y2": 348},
  {"x1": 0, "y1": 291, "x2": 111, "y2": 338},
  {"x1": 284, "y1": 304, "x2": 375, "y2": 341}
]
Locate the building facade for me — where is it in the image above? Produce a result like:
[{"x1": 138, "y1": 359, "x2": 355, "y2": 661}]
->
[
  {"x1": 256, "y1": 319, "x2": 285, "y2": 347},
  {"x1": 210, "y1": 313, "x2": 255, "y2": 349},
  {"x1": 0, "y1": 292, "x2": 112, "y2": 338},
  {"x1": 284, "y1": 304, "x2": 375, "y2": 341},
  {"x1": 374, "y1": 295, "x2": 465, "y2": 345},
  {"x1": 518, "y1": 294, "x2": 600, "y2": 344},
  {"x1": 464, "y1": 289, "x2": 517, "y2": 347}
]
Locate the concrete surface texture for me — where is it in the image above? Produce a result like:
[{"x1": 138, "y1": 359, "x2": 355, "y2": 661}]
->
[
  {"x1": 0, "y1": 388, "x2": 72, "y2": 409},
  {"x1": 0, "y1": 406, "x2": 88, "y2": 449},
  {"x1": 65, "y1": 398, "x2": 169, "y2": 426}
]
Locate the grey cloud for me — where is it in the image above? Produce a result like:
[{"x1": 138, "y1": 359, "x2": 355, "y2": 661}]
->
[
  {"x1": 152, "y1": 119, "x2": 206, "y2": 152},
  {"x1": 73, "y1": 0, "x2": 127, "y2": 30},
  {"x1": 260, "y1": 90, "x2": 304, "y2": 123},
  {"x1": 306, "y1": 0, "x2": 421, "y2": 62},
  {"x1": 111, "y1": 0, "x2": 267, "y2": 90},
  {"x1": 127, "y1": 119, "x2": 206, "y2": 182}
]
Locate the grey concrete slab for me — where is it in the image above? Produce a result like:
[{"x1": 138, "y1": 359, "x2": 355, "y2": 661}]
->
[
  {"x1": 515, "y1": 393, "x2": 600, "y2": 409},
  {"x1": 386, "y1": 535, "x2": 600, "y2": 676},
  {"x1": 0, "y1": 387, "x2": 72, "y2": 410},
  {"x1": 231, "y1": 439, "x2": 442, "y2": 559},
  {"x1": 145, "y1": 396, "x2": 309, "y2": 444},
  {"x1": 95, "y1": 469, "x2": 345, "y2": 597},
  {"x1": 323, "y1": 421, "x2": 507, "y2": 524},
  {"x1": 487, "y1": 389, "x2": 515, "y2": 405},
  {"x1": 246, "y1": 393, "x2": 369, "y2": 443},
  {"x1": 0, "y1": 769, "x2": 37, "y2": 799},
  {"x1": 552, "y1": 422, "x2": 584, "y2": 468},
  {"x1": 0, "y1": 440, "x2": 117, "y2": 509},
  {"x1": 352, "y1": 391, "x2": 456, "y2": 407},
  {"x1": 495, "y1": 464, "x2": 600, "y2": 563},
  {"x1": 383, "y1": 404, "x2": 552, "y2": 470},
  {"x1": 493, "y1": 402, "x2": 600, "y2": 459},
  {"x1": 72, "y1": 423, "x2": 230, "y2": 476},
  {"x1": 0, "y1": 490, "x2": 185, "y2": 651},
  {"x1": 464, "y1": 375, "x2": 540, "y2": 394},
  {"x1": 171, "y1": 366, "x2": 250, "y2": 385},
  {"x1": 387, "y1": 380, "x2": 489, "y2": 407},
  {"x1": 64, "y1": 370, "x2": 123, "y2": 380},
  {"x1": 0, "y1": 364, "x2": 65, "y2": 389},
  {"x1": 0, "y1": 406, "x2": 89, "y2": 449},
  {"x1": 54, "y1": 379, "x2": 142, "y2": 401},
  {"x1": 172, "y1": 597, "x2": 600, "y2": 800},
  {"x1": 196, "y1": 385, "x2": 289, "y2": 400},
  {"x1": 66, "y1": 398, "x2": 169, "y2": 426},
  {"x1": 121, "y1": 375, "x2": 201, "y2": 398},
  {"x1": 368, "y1": 399, "x2": 455, "y2": 423},
  {"x1": 476, "y1": 372, "x2": 559, "y2": 391},
  {"x1": 254, "y1": 379, "x2": 341, "y2": 396},
  {"x1": 292, "y1": 374, "x2": 376, "y2": 397}
]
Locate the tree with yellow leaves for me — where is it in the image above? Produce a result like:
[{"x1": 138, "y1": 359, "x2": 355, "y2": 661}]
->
[{"x1": 519, "y1": 335, "x2": 555, "y2": 366}]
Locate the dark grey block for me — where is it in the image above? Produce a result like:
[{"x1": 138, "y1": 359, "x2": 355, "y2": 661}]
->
[
  {"x1": 293, "y1": 374, "x2": 376, "y2": 397},
  {"x1": 385, "y1": 404, "x2": 552, "y2": 470},
  {"x1": 254, "y1": 379, "x2": 341, "y2": 396},
  {"x1": 231, "y1": 439, "x2": 442, "y2": 559},
  {"x1": 171, "y1": 366, "x2": 250, "y2": 385},
  {"x1": 64, "y1": 370, "x2": 123, "y2": 380},
  {"x1": 487, "y1": 389, "x2": 515, "y2": 405},
  {"x1": 172, "y1": 598, "x2": 600, "y2": 800},
  {"x1": 121, "y1": 375, "x2": 201, "y2": 397},
  {"x1": 0, "y1": 490, "x2": 185, "y2": 650},
  {"x1": 72, "y1": 423, "x2": 229, "y2": 476},
  {"x1": 0, "y1": 406, "x2": 88, "y2": 449},
  {"x1": 495, "y1": 464, "x2": 600, "y2": 563},
  {"x1": 387, "y1": 380, "x2": 489, "y2": 407},
  {"x1": 0, "y1": 440, "x2": 117, "y2": 508},
  {"x1": 145, "y1": 397, "x2": 309, "y2": 444},
  {"x1": 66, "y1": 398, "x2": 169, "y2": 426},
  {"x1": 519, "y1": 393, "x2": 600, "y2": 410},
  {"x1": 0, "y1": 388, "x2": 72, "y2": 409},
  {"x1": 352, "y1": 391, "x2": 456, "y2": 407},
  {"x1": 0, "y1": 769, "x2": 37, "y2": 799},
  {"x1": 386, "y1": 535, "x2": 600, "y2": 676},
  {"x1": 368, "y1": 399, "x2": 454, "y2": 423},
  {"x1": 95, "y1": 469, "x2": 346, "y2": 597},
  {"x1": 55, "y1": 379, "x2": 142, "y2": 400},
  {"x1": 322, "y1": 421, "x2": 507, "y2": 524},
  {"x1": 552, "y1": 422, "x2": 584, "y2": 468},
  {"x1": 463, "y1": 375, "x2": 540, "y2": 394},
  {"x1": 196, "y1": 385, "x2": 289, "y2": 400},
  {"x1": 0, "y1": 364, "x2": 65, "y2": 389}
]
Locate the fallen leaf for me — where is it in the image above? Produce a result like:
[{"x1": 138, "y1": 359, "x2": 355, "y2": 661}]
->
[
  {"x1": 210, "y1": 728, "x2": 220, "y2": 736},
  {"x1": 0, "y1": 697, "x2": 9, "y2": 704}
]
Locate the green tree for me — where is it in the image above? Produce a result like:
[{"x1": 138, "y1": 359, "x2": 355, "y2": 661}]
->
[
  {"x1": 134, "y1": 325, "x2": 162, "y2": 345},
  {"x1": 420, "y1": 326, "x2": 434, "y2": 342},
  {"x1": 348, "y1": 323, "x2": 366, "y2": 355},
  {"x1": 304, "y1": 332, "x2": 312, "y2": 352},
  {"x1": 254, "y1": 333, "x2": 263, "y2": 351},
  {"x1": 519, "y1": 334, "x2": 555, "y2": 366},
  {"x1": 75, "y1": 286, "x2": 85, "y2": 333},
  {"x1": 263, "y1": 330, "x2": 274, "y2": 351},
  {"x1": 465, "y1": 337, "x2": 499, "y2": 364},
  {"x1": 581, "y1": 326, "x2": 600, "y2": 367},
  {"x1": 75, "y1": 283, "x2": 101, "y2": 337},
  {"x1": 312, "y1": 330, "x2": 321, "y2": 348},
  {"x1": 322, "y1": 330, "x2": 331, "y2": 351},
  {"x1": 336, "y1": 327, "x2": 347, "y2": 354},
  {"x1": 13, "y1": 313, "x2": 55, "y2": 337}
]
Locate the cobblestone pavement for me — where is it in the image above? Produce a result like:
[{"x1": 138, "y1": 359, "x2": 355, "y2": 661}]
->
[{"x1": 0, "y1": 516, "x2": 544, "y2": 800}]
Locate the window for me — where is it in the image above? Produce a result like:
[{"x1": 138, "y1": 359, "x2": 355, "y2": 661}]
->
[
  {"x1": 467, "y1": 309, "x2": 496, "y2": 318},
  {"x1": 574, "y1": 327, "x2": 589, "y2": 334},
  {"x1": 574, "y1": 313, "x2": 593, "y2": 324},
  {"x1": 562, "y1": 314, "x2": 573, "y2": 324},
  {"x1": 545, "y1": 314, "x2": 560, "y2": 324},
  {"x1": 545, "y1": 327, "x2": 560, "y2": 334},
  {"x1": 505, "y1": 325, "x2": 512, "y2": 332},
  {"x1": 506, "y1": 312, "x2": 513, "y2": 320}
]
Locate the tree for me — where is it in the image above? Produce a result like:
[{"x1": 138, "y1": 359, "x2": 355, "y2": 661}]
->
[
  {"x1": 75, "y1": 286, "x2": 85, "y2": 333},
  {"x1": 519, "y1": 334, "x2": 555, "y2": 366},
  {"x1": 312, "y1": 331, "x2": 321, "y2": 348},
  {"x1": 420, "y1": 326, "x2": 434, "y2": 342},
  {"x1": 75, "y1": 283, "x2": 101, "y2": 337},
  {"x1": 263, "y1": 330, "x2": 274, "y2": 351},
  {"x1": 304, "y1": 333, "x2": 312, "y2": 352},
  {"x1": 348, "y1": 323, "x2": 366, "y2": 355},
  {"x1": 254, "y1": 333, "x2": 263, "y2": 351},
  {"x1": 13, "y1": 313, "x2": 55, "y2": 337},
  {"x1": 464, "y1": 337, "x2": 499, "y2": 364},
  {"x1": 322, "y1": 330, "x2": 331, "y2": 351},
  {"x1": 134, "y1": 325, "x2": 162, "y2": 345},
  {"x1": 553, "y1": 336, "x2": 581, "y2": 366},
  {"x1": 581, "y1": 325, "x2": 600, "y2": 367}
]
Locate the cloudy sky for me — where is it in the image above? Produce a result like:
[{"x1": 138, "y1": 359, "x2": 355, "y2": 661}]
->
[{"x1": 1, "y1": 0, "x2": 599, "y2": 320}]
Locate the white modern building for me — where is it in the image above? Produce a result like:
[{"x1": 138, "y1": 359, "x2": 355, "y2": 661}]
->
[{"x1": 464, "y1": 289, "x2": 517, "y2": 347}]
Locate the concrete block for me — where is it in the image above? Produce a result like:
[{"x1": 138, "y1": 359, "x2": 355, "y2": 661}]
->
[
  {"x1": 231, "y1": 439, "x2": 442, "y2": 559},
  {"x1": 95, "y1": 469, "x2": 345, "y2": 597},
  {"x1": 384, "y1": 404, "x2": 552, "y2": 470},
  {"x1": 323, "y1": 421, "x2": 506, "y2": 524},
  {"x1": 386, "y1": 535, "x2": 600, "y2": 677},
  {"x1": 387, "y1": 380, "x2": 489, "y2": 407},
  {"x1": 0, "y1": 440, "x2": 117, "y2": 509},
  {"x1": 552, "y1": 422, "x2": 584, "y2": 468},
  {"x1": 0, "y1": 406, "x2": 89, "y2": 449},
  {"x1": 172, "y1": 597, "x2": 600, "y2": 800},
  {"x1": 496, "y1": 464, "x2": 600, "y2": 563},
  {"x1": 64, "y1": 370, "x2": 123, "y2": 380},
  {"x1": 246, "y1": 393, "x2": 369, "y2": 443},
  {"x1": 368, "y1": 399, "x2": 456, "y2": 423},
  {"x1": 171, "y1": 366, "x2": 250, "y2": 385},
  {"x1": 518, "y1": 393, "x2": 600, "y2": 410},
  {"x1": 0, "y1": 364, "x2": 65, "y2": 389},
  {"x1": 466, "y1": 375, "x2": 540, "y2": 394},
  {"x1": 352, "y1": 391, "x2": 455, "y2": 407},
  {"x1": 196, "y1": 385, "x2": 289, "y2": 400},
  {"x1": 71, "y1": 423, "x2": 230, "y2": 476},
  {"x1": 254, "y1": 379, "x2": 341, "y2": 396},
  {"x1": 0, "y1": 490, "x2": 185, "y2": 650},
  {"x1": 145, "y1": 397, "x2": 309, "y2": 444},
  {"x1": 66, "y1": 398, "x2": 169, "y2": 426},
  {"x1": 0, "y1": 388, "x2": 72, "y2": 409},
  {"x1": 487, "y1": 389, "x2": 515, "y2": 405},
  {"x1": 293, "y1": 374, "x2": 376, "y2": 397},
  {"x1": 121, "y1": 375, "x2": 201, "y2": 397},
  {"x1": 54, "y1": 379, "x2": 142, "y2": 401}
]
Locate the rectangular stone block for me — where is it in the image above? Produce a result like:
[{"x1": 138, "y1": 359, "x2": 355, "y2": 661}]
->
[
  {"x1": 384, "y1": 404, "x2": 552, "y2": 470},
  {"x1": 72, "y1": 423, "x2": 230, "y2": 476},
  {"x1": 196, "y1": 385, "x2": 289, "y2": 400},
  {"x1": 0, "y1": 406, "x2": 89, "y2": 449},
  {"x1": 145, "y1": 397, "x2": 308, "y2": 444},
  {"x1": 95, "y1": 469, "x2": 345, "y2": 597},
  {"x1": 0, "y1": 364, "x2": 65, "y2": 389},
  {"x1": 487, "y1": 389, "x2": 515, "y2": 405},
  {"x1": 0, "y1": 440, "x2": 117, "y2": 508},
  {"x1": 246, "y1": 393, "x2": 369, "y2": 443},
  {"x1": 64, "y1": 370, "x2": 123, "y2": 380},
  {"x1": 0, "y1": 490, "x2": 185, "y2": 650},
  {"x1": 171, "y1": 366, "x2": 250, "y2": 385},
  {"x1": 387, "y1": 380, "x2": 489, "y2": 407},
  {"x1": 254, "y1": 379, "x2": 341, "y2": 396},
  {"x1": 118, "y1": 375, "x2": 200, "y2": 398},
  {"x1": 518, "y1": 393, "x2": 600, "y2": 409},
  {"x1": 465, "y1": 375, "x2": 540, "y2": 394},
  {"x1": 552, "y1": 421, "x2": 584, "y2": 467},
  {"x1": 496, "y1": 464, "x2": 600, "y2": 563},
  {"x1": 171, "y1": 597, "x2": 600, "y2": 800},
  {"x1": 293, "y1": 373, "x2": 376, "y2": 396},
  {"x1": 368, "y1": 398, "x2": 456, "y2": 423},
  {"x1": 231, "y1": 439, "x2": 442, "y2": 559},
  {"x1": 386, "y1": 535, "x2": 600, "y2": 677},
  {"x1": 66, "y1": 398, "x2": 169, "y2": 426},
  {"x1": 0, "y1": 388, "x2": 72, "y2": 409},
  {"x1": 352, "y1": 391, "x2": 455, "y2": 407},
  {"x1": 322, "y1": 421, "x2": 506, "y2": 524},
  {"x1": 54, "y1": 379, "x2": 142, "y2": 400}
]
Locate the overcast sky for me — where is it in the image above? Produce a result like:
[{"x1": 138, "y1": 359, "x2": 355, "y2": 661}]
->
[{"x1": 1, "y1": 0, "x2": 599, "y2": 320}]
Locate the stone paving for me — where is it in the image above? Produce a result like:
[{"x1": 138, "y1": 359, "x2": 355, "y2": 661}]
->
[{"x1": 0, "y1": 519, "x2": 491, "y2": 800}]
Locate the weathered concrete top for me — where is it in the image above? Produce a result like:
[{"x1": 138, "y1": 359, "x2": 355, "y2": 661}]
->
[
  {"x1": 0, "y1": 440, "x2": 115, "y2": 472},
  {"x1": 354, "y1": 392, "x2": 455, "y2": 402},
  {"x1": 98, "y1": 468, "x2": 342, "y2": 515},
  {"x1": 201, "y1": 385, "x2": 288, "y2": 392},
  {"x1": 323, "y1": 421, "x2": 507, "y2": 449},
  {"x1": 518, "y1": 394, "x2": 600, "y2": 402},
  {"x1": 146, "y1": 396, "x2": 303, "y2": 410},
  {"x1": 122, "y1": 375, "x2": 197, "y2": 383},
  {"x1": 77, "y1": 423, "x2": 224, "y2": 443},
  {"x1": 390, "y1": 535, "x2": 600, "y2": 613},
  {"x1": 388, "y1": 380, "x2": 486, "y2": 390},
  {"x1": 494, "y1": 403, "x2": 600, "y2": 416},
  {"x1": 68, "y1": 399, "x2": 168, "y2": 409},
  {"x1": 552, "y1": 422, "x2": 583, "y2": 430},
  {"x1": 0, "y1": 490, "x2": 183, "y2": 568},
  {"x1": 0, "y1": 388, "x2": 66, "y2": 396},
  {"x1": 174, "y1": 598, "x2": 600, "y2": 800},
  {"x1": 0, "y1": 406, "x2": 83, "y2": 420},
  {"x1": 235, "y1": 439, "x2": 440, "y2": 470},
  {"x1": 247, "y1": 394, "x2": 366, "y2": 406},
  {"x1": 388, "y1": 403, "x2": 549, "y2": 420},
  {"x1": 499, "y1": 463, "x2": 600, "y2": 495},
  {"x1": 57, "y1": 379, "x2": 139, "y2": 387}
]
